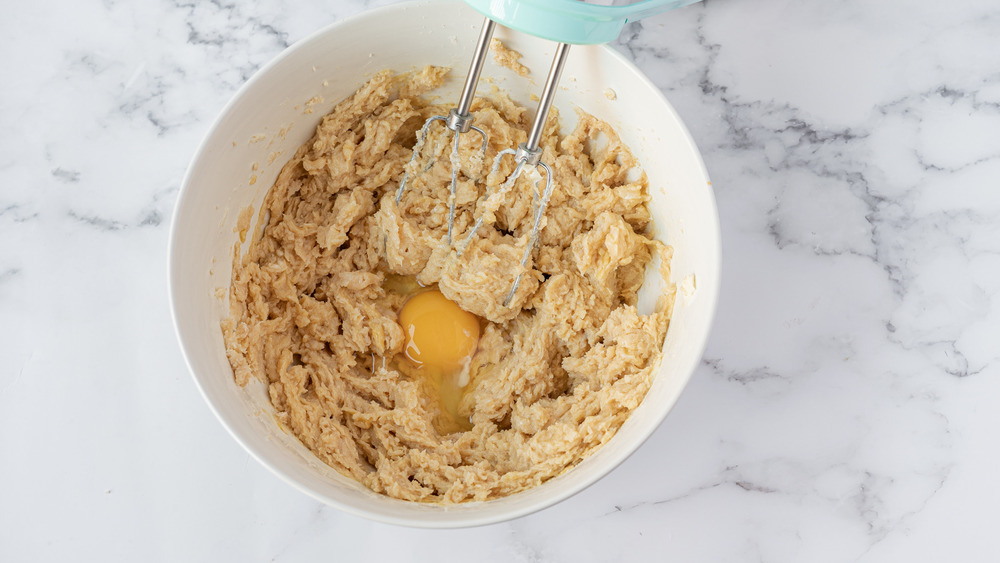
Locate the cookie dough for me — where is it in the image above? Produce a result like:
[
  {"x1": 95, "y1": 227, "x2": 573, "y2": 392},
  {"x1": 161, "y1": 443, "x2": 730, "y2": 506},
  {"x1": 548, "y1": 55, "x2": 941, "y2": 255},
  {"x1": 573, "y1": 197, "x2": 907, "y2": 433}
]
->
[
  {"x1": 491, "y1": 38, "x2": 530, "y2": 77},
  {"x1": 222, "y1": 68, "x2": 675, "y2": 503}
]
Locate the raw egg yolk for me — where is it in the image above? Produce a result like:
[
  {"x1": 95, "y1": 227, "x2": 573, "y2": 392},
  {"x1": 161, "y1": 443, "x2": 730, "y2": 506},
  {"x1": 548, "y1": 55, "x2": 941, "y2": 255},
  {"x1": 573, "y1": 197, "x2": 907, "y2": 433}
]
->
[{"x1": 398, "y1": 290, "x2": 479, "y2": 370}]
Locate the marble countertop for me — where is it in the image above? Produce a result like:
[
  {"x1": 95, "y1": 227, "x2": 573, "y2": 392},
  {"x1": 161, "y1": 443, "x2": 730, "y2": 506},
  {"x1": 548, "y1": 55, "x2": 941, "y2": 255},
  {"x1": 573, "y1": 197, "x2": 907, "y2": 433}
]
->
[{"x1": 2, "y1": 0, "x2": 998, "y2": 560}]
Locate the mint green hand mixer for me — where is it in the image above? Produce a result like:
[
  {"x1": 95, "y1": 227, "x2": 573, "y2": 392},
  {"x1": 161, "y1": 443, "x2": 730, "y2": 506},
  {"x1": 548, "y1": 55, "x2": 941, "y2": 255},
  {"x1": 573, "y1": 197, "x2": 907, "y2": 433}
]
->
[{"x1": 397, "y1": 0, "x2": 700, "y2": 307}]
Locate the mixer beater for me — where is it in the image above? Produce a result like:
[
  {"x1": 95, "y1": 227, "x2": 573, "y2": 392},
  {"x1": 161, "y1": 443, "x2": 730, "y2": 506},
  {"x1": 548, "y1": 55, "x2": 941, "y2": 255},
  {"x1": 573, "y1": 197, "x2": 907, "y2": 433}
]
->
[
  {"x1": 397, "y1": 0, "x2": 699, "y2": 308},
  {"x1": 455, "y1": 41, "x2": 571, "y2": 307},
  {"x1": 395, "y1": 16, "x2": 571, "y2": 307},
  {"x1": 395, "y1": 19, "x2": 497, "y2": 247}
]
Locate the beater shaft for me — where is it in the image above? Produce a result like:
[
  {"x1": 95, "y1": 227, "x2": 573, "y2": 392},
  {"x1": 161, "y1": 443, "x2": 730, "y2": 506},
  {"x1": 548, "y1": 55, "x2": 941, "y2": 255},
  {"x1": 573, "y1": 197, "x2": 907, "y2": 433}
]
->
[
  {"x1": 454, "y1": 19, "x2": 497, "y2": 128},
  {"x1": 523, "y1": 43, "x2": 571, "y2": 161}
]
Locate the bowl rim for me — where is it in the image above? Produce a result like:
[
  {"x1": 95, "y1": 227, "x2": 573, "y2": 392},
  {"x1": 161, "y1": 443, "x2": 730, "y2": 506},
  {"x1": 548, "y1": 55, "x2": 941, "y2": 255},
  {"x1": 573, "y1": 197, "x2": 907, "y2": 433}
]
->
[{"x1": 168, "y1": 0, "x2": 720, "y2": 528}]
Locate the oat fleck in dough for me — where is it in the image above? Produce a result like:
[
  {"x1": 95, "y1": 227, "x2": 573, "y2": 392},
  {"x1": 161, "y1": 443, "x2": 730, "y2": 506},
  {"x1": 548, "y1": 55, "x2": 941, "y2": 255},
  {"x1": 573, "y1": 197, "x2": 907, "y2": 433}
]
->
[{"x1": 222, "y1": 68, "x2": 675, "y2": 503}]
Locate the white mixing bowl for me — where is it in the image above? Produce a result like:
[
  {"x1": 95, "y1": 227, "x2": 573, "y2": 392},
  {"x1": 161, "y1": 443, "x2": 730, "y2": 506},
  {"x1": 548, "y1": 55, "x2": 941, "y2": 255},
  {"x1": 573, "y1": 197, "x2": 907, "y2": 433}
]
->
[{"x1": 169, "y1": 0, "x2": 720, "y2": 528}]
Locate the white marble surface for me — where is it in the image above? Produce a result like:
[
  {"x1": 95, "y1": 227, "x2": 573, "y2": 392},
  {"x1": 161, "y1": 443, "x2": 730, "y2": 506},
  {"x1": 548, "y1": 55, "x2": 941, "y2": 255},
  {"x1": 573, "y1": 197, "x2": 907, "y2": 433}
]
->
[{"x1": 2, "y1": 0, "x2": 998, "y2": 560}]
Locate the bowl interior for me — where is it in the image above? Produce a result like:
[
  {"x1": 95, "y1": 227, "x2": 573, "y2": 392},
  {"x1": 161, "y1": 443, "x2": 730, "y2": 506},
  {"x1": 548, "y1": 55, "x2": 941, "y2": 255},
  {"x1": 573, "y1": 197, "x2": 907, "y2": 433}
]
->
[{"x1": 169, "y1": 0, "x2": 719, "y2": 528}]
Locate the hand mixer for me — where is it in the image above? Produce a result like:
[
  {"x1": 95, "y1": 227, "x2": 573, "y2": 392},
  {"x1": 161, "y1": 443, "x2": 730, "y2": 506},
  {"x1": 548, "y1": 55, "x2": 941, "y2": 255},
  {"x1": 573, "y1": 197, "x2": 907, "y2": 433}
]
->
[{"x1": 397, "y1": 0, "x2": 701, "y2": 307}]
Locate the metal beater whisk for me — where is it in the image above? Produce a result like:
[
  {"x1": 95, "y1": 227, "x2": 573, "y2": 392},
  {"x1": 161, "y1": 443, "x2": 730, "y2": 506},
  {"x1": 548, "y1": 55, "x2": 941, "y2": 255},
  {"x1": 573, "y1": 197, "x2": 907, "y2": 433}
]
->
[
  {"x1": 457, "y1": 42, "x2": 571, "y2": 307},
  {"x1": 396, "y1": 17, "x2": 571, "y2": 307},
  {"x1": 395, "y1": 19, "x2": 497, "y2": 247}
]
